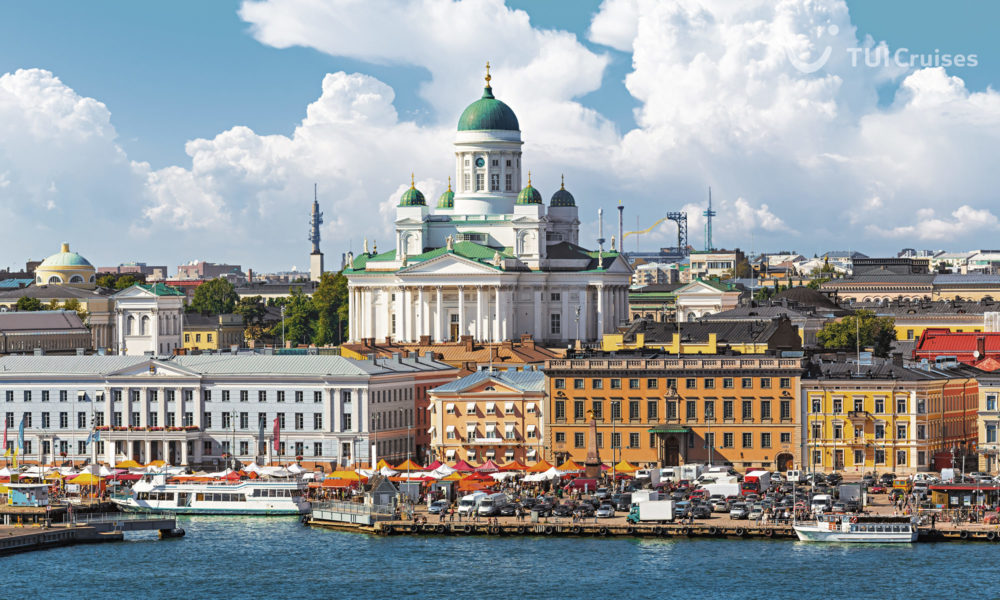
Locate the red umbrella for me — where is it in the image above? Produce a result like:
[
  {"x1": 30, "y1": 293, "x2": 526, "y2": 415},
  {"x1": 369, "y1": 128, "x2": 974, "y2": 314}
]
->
[
  {"x1": 475, "y1": 459, "x2": 502, "y2": 473},
  {"x1": 451, "y1": 459, "x2": 477, "y2": 472}
]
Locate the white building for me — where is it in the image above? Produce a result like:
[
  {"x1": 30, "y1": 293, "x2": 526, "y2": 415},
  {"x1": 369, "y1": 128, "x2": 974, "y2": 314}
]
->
[
  {"x1": 0, "y1": 353, "x2": 455, "y2": 469},
  {"x1": 111, "y1": 284, "x2": 186, "y2": 356},
  {"x1": 674, "y1": 279, "x2": 745, "y2": 322},
  {"x1": 344, "y1": 70, "x2": 631, "y2": 345}
]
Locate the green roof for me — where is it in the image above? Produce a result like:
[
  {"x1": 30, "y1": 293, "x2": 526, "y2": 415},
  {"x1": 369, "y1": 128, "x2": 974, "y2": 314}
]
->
[
  {"x1": 516, "y1": 184, "x2": 542, "y2": 205},
  {"x1": 39, "y1": 245, "x2": 93, "y2": 268},
  {"x1": 550, "y1": 178, "x2": 575, "y2": 207},
  {"x1": 399, "y1": 184, "x2": 426, "y2": 207},
  {"x1": 344, "y1": 241, "x2": 511, "y2": 274},
  {"x1": 138, "y1": 283, "x2": 184, "y2": 297},
  {"x1": 437, "y1": 188, "x2": 454, "y2": 209},
  {"x1": 457, "y1": 86, "x2": 519, "y2": 132}
]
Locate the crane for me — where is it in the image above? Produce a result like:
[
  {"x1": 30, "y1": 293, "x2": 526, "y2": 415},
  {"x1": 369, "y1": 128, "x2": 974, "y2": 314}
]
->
[{"x1": 623, "y1": 211, "x2": 688, "y2": 255}]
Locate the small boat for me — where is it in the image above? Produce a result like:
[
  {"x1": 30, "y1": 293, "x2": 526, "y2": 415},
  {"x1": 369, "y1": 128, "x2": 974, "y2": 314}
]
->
[
  {"x1": 793, "y1": 514, "x2": 918, "y2": 543},
  {"x1": 110, "y1": 473, "x2": 310, "y2": 516}
]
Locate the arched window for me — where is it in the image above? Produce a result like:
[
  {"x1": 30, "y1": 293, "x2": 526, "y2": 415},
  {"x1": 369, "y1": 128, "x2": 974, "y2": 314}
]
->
[
  {"x1": 89, "y1": 275, "x2": 96, "y2": 283},
  {"x1": 35, "y1": 276, "x2": 42, "y2": 284},
  {"x1": 141, "y1": 315, "x2": 150, "y2": 336},
  {"x1": 69, "y1": 275, "x2": 83, "y2": 283},
  {"x1": 47, "y1": 275, "x2": 62, "y2": 284},
  {"x1": 687, "y1": 312, "x2": 696, "y2": 321},
  {"x1": 126, "y1": 315, "x2": 135, "y2": 336}
]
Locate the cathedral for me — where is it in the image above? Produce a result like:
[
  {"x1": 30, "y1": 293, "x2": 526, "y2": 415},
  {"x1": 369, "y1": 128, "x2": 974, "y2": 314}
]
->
[{"x1": 344, "y1": 68, "x2": 631, "y2": 345}]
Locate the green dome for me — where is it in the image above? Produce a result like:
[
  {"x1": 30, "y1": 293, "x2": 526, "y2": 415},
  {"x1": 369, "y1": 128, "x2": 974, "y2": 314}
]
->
[
  {"x1": 39, "y1": 243, "x2": 93, "y2": 267},
  {"x1": 437, "y1": 180, "x2": 454, "y2": 209},
  {"x1": 399, "y1": 176, "x2": 426, "y2": 207},
  {"x1": 550, "y1": 176, "x2": 575, "y2": 207},
  {"x1": 457, "y1": 86, "x2": 519, "y2": 132},
  {"x1": 516, "y1": 182, "x2": 543, "y2": 205}
]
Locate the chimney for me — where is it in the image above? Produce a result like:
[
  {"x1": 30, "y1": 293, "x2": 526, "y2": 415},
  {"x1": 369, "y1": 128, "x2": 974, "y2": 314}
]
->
[
  {"x1": 419, "y1": 335, "x2": 431, "y2": 345},
  {"x1": 892, "y1": 352, "x2": 903, "y2": 368},
  {"x1": 247, "y1": 268, "x2": 253, "y2": 282},
  {"x1": 461, "y1": 335, "x2": 474, "y2": 352},
  {"x1": 978, "y1": 335, "x2": 987, "y2": 359}
]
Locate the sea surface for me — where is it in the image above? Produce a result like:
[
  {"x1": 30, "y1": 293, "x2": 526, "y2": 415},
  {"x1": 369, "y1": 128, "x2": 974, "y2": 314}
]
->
[{"x1": 3, "y1": 516, "x2": 996, "y2": 599}]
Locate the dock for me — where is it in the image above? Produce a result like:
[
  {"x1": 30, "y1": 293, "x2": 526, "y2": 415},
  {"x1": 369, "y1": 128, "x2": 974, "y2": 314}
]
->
[{"x1": 0, "y1": 513, "x2": 183, "y2": 555}]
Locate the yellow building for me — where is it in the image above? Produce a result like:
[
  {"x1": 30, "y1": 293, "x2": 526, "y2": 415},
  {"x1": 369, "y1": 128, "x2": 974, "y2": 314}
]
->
[
  {"x1": 848, "y1": 300, "x2": 987, "y2": 341},
  {"x1": 978, "y1": 376, "x2": 1000, "y2": 474},
  {"x1": 182, "y1": 313, "x2": 244, "y2": 351},
  {"x1": 803, "y1": 357, "x2": 979, "y2": 475},
  {"x1": 602, "y1": 317, "x2": 802, "y2": 355}
]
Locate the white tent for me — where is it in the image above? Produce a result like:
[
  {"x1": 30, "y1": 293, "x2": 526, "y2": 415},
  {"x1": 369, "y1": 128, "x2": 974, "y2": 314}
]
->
[
  {"x1": 207, "y1": 468, "x2": 235, "y2": 478},
  {"x1": 286, "y1": 463, "x2": 305, "y2": 474},
  {"x1": 490, "y1": 472, "x2": 520, "y2": 481},
  {"x1": 243, "y1": 462, "x2": 262, "y2": 474},
  {"x1": 0, "y1": 467, "x2": 11, "y2": 477},
  {"x1": 523, "y1": 467, "x2": 562, "y2": 482},
  {"x1": 430, "y1": 464, "x2": 455, "y2": 478}
]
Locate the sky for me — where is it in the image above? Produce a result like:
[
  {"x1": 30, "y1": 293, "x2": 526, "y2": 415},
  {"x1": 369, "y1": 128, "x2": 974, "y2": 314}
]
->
[{"x1": 1, "y1": 0, "x2": 1000, "y2": 272}]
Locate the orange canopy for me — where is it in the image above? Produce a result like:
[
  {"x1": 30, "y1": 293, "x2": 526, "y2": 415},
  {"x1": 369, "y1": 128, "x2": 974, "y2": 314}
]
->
[
  {"x1": 441, "y1": 472, "x2": 463, "y2": 481},
  {"x1": 321, "y1": 478, "x2": 359, "y2": 488},
  {"x1": 613, "y1": 460, "x2": 638, "y2": 473},
  {"x1": 395, "y1": 459, "x2": 422, "y2": 471},
  {"x1": 556, "y1": 459, "x2": 582, "y2": 472},
  {"x1": 526, "y1": 459, "x2": 553, "y2": 473},
  {"x1": 115, "y1": 460, "x2": 143, "y2": 469},
  {"x1": 375, "y1": 459, "x2": 391, "y2": 470},
  {"x1": 500, "y1": 460, "x2": 528, "y2": 472}
]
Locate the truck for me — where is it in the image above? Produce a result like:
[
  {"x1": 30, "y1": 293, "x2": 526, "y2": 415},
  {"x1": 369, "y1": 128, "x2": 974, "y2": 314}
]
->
[
  {"x1": 477, "y1": 492, "x2": 509, "y2": 516},
  {"x1": 631, "y1": 490, "x2": 660, "y2": 505},
  {"x1": 679, "y1": 464, "x2": 705, "y2": 481},
  {"x1": 626, "y1": 499, "x2": 675, "y2": 524},
  {"x1": 457, "y1": 491, "x2": 488, "y2": 516},
  {"x1": 700, "y1": 482, "x2": 741, "y2": 498},
  {"x1": 785, "y1": 470, "x2": 804, "y2": 483},
  {"x1": 696, "y1": 472, "x2": 739, "y2": 485},
  {"x1": 740, "y1": 470, "x2": 771, "y2": 496}
]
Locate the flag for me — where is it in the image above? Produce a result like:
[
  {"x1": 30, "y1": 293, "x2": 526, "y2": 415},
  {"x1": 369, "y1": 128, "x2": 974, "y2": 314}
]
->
[
  {"x1": 86, "y1": 430, "x2": 100, "y2": 446},
  {"x1": 2, "y1": 418, "x2": 8, "y2": 457},
  {"x1": 273, "y1": 417, "x2": 280, "y2": 453},
  {"x1": 16, "y1": 416, "x2": 24, "y2": 456}
]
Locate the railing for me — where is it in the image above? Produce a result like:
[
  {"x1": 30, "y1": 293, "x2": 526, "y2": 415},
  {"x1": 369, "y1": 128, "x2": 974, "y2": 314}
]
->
[
  {"x1": 311, "y1": 500, "x2": 393, "y2": 517},
  {"x1": 78, "y1": 512, "x2": 174, "y2": 523},
  {"x1": 547, "y1": 357, "x2": 806, "y2": 370}
]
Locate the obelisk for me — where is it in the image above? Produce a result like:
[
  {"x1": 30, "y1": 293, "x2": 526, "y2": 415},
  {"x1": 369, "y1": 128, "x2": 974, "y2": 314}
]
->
[{"x1": 584, "y1": 416, "x2": 602, "y2": 479}]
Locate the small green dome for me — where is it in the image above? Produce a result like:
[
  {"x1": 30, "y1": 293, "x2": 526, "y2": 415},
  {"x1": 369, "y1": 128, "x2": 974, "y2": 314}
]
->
[
  {"x1": 457, "y1": 86, "x2": 519, "y2": 132},
  {"x1": 516, "y1": 176, "x2": 542, "y2": 205},
  {"x1": 550, "y1": 176, "x2": 575, "y2": 207},
  {"x1": 39, "y1": 243, "x2": 93, "y2": 267},
  {"x1": 437, "y1": 178, "x2": 454, "y2": 209},
  {"x1": 399, "y1": 175, "x2": 426, "y2": 207}
]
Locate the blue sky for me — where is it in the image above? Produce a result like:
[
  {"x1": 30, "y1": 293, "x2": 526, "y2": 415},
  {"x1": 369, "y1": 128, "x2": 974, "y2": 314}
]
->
[{"x1": 1, "y1": 0, "x2": 999, "y2": 271}]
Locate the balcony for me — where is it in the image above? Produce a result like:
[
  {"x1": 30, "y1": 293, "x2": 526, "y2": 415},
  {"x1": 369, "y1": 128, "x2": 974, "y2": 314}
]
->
[{"x1": 848, "y1": 411, "x2": 870, "y2": 427}]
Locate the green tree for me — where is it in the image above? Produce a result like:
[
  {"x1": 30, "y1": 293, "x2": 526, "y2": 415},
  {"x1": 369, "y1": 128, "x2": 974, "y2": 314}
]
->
[
  {"x1": 816, "y1": 310, "x2": 897, "y2": 357},
  {"x1": 16, "y1": 296, "x2": 42, "y2": 311},
  {"x1": 114, "y1": 274, "x2": 139, "y2": 290},
  {"x1": 806, "y1": 277, "x2": 831, "y2": 290},
  {"x1": 312, "y1": 271, "x2": 349, "y2": 345},
  {"x1": 96, "y1": 273, "x2": 116, "y2": 289},
  {"x1": 62, "y1": 298, "x2": 89, "y2": 323},
  {"x1": 46, "y1": 299, "x2": 61, "y2": 310},
  {"x1": 235, "y1": 295, "x2": 267, "y2": 325},
  {"x1": 189, "y1": 278, "x2": 238, "y2": 315},
  {"x1": 271, "y1": 290, "x2": 316, "y2": 346}
]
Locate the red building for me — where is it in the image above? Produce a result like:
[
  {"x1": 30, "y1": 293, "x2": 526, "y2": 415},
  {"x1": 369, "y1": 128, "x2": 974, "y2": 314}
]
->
[{"x1": 913, "y1": 328, "x2": 1000, "y2": 371}]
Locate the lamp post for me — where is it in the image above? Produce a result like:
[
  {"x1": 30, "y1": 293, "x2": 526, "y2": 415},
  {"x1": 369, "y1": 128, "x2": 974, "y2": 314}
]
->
[
  {"x1": 575, "y1": 306, "x2": 581, "y2": 347},
  {"x1": 280, "y1": 304, "x2": 286, "y2": 349}
]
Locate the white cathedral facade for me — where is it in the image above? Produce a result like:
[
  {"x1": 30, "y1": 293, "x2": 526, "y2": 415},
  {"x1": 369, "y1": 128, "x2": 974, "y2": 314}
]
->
[{"x1": 345, "y1": 70, "x2": 631, "y2": 345}]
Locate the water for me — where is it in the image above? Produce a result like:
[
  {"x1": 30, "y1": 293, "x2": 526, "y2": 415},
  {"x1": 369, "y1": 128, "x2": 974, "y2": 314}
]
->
[{"x1": 3, "y1": 517, "x2": 996, "y2": 599}]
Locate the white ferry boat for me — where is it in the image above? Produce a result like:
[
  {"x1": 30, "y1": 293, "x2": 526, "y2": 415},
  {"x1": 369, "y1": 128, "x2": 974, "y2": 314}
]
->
[
  {"x1": 111, "y1": 473, "x2": 310, "y2": 515},
  {"x1": 793, "y1": 514, "x2": 918, "y2": 543}
]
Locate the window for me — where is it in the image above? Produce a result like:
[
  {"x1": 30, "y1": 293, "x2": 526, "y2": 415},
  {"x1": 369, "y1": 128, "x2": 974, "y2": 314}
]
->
[
  {"x1": 874, "y1": 397, "x2": 885, "y2": 414},
  {"x1": 113, "y1": 412, "x2": 122, "y2": 427},
  {"x1": 833, "y1": 423, "x2": 842, "y2": 439},
  {"x1": 4, "y1": 391, "x2": 11, "y2": 402},
  {"x1": 554, "y1": 379, "x2": 565, "y2": 390},
  {"x1": 896, "y1": 423, "x2": 907, "y2": 439},
  {"x1": 610, "y1": 379, "x2": 621, "y2": 390},
  {"x1": 741, "y1": 378, "x2": 753, "y2": 389},
  {"x1": 277, "y1": 414, "x2": 286, "y2": 429},
  {"x1": 811, "y1": 422, "x2": 822, "y2": 439},
  {"x1": 629, "y1": 379, "x2": 640, "y2": 390},
  {"x1": 666, "y1": 378, "x2": 677, "y2": 391},
  {"x1": 723, "y1": 432, "x2": 734, "y2": 448},
  {"x1": 761, "y1": 432, "x2": 771, "y2": 448},
  {"x1": 704, "y1": 400, "x2": 715, "y2": 420},
  {"x1": 550, "y1": 313, "x2": 561, "y2": 335},
  {"x1": 685, "y1": 401, "x2": 696, "y2": 420},
  {"x1": 59, "y1": 412, "x2": 68, "y2": 428},
  {"x1": 742, "y1": 401, "x2": 753, "y2": 421},
  {"x1": 574, "y1": 432, "x2": 585, "y2": 448},
  {"x1": 42, "y1": 391, "x2": 49, "y2": 402},
  {"x1": 476, "y1": 173, "x2": 484, "y2": 191},
  {"x1": 23, "y1": 391, "x2": 31, "y2": 402},
  {"x1": 294, "y1": 413, "x2": 304, "y2": 430},
  {"x1": 703, "y1": 378, "x2": 715, "y2": 389},
  {"x1": 313, "y1": 413, "x2": 324, "y2": 430},
  {"x1": 240, "y1": 412, "x2": 249, "y2": 429},
  {"x1": 592, "y1": 379, "x2": 603, "y2": 390},
  {"x1": 611, "y1": 401, "x2": 622, "y2": 422},
  {"x1": 704, "y1": 432, "x2": 714, "y2": 450},
  {"x1": 896, "y1": 450, "x2": 907, "y2": 465},
  {"x1": 780, "y1": 432, "x2": 790, "y2": 444},
  {"x1": 666, "y1": 401, "x2": 677, "y2": 420},
  {"x1": 595, "y1": 432, "x2": 603, "y2": 447},
  {"x1": 573, "y1": 379, "x2": 585, "y2": 390},
  {"x1": 723, "y1": 400, "x2": 734, "y2": 420},
  {"x1": 221, "y1": 413, "x2": 231, "y2": 429},
  {"x1": 464, "y1": 173, "x2": 470, "y2": 190},
  {"x1": 77, "y1": 412, "x2": 86, "y2": 428},
  {"x1": 277, "y1": 391, "x2": 285, "y2": 403},
  {"x1": 295, "y1": 391, "x2": 303, "y2": 403},
  {"x1": 685, "y1": 378, "x2": 697, "y2": 389},
  {"x1": 505, "y1": 173, "x2": 512, "y2": 191},
  {"x1": 897, "y1": 396, "x2": 908, "y2": 413},
  {"x1": 555, "y1": 401, "x2": 565, "y2": 421},
  {"x1": 555, "y1": 432, "x2": 566, "y2": 444},
  {"x1": 646, "y1": 400, "x2": 657, "y2": 421},
  {"x1": 760, "y1": 377, "x2": 771, "y2": 389},
  {"x1": 628, "y1": 400, "x2": 639, "y2": 421},
  {"x1": 183, "y1": 412, "x2": 193, "y2": 426},
  {"x1": 573, "y1": 401, "x2": 585, "y2": 420},
  {"x1": 918, "y1": 451, "x2": 926, "y2": 466},
  {"x1": 832, "y1": 398, "x2": 843, "y2": 414},
  {"x1": 629, "y1": 432, "x2": 640, "y2": 448},
  {"x1": 647, "y1": 379, "x2": 658, "y2": 389},
  {"x1": 591, "y1": 401, "x2": 603, "y2": 420},
  {"x1": 906, "y1": 329, "x2": 914, "y2": 340},
  {"x1": 742, "y1": 433, "x2": 753, "y2": 448},
  {"x1": 811, "y1": 398, "x2": 821, "y2": 413},
  {"x1": 490, "y1": 173, "x2": 499, "y2": 191},
  {"x1": 258, "y1": 390, "x2": 267, "y2": 402},
  {"x1": 203, "y1": 390, "x2": 212, "y2": 403},
  {"x1": 760, "y1": 400, "x2": 771, "y2": 420},
  {"x1": 611, "y1": 432, "x2": 621, "y2": 448},
  {"x1": 780, "y1": 400, "x2": 791, "y2": 421},
  {"x1": 875, "y1": 449, "x2": 885, "y2": 465},
  {"x1": 779, "y1": 378, "x2": 791, "y2": 389}
]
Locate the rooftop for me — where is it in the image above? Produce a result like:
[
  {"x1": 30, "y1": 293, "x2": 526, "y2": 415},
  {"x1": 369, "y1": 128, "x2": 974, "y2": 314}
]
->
[{"x1": 431, "y1": 369, "x2": 544, "y2": 393}]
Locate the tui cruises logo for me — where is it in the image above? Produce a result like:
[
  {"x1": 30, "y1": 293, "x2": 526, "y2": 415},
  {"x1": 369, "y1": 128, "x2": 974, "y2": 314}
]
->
[{"x1": 786, "y1": 24, "x2": 839, "y2": 74}]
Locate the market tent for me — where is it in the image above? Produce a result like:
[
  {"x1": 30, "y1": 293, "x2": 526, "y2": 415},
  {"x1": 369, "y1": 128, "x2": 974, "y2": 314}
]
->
[
  {"x1": 525, "y1": 460, "x2": 553, "y2": 473},
  {"x1": 69, "y1": 473, "x2": 102, "y2": 485},
  {"x1": 424, "y1": 460, "x2": 443, "y2": 471},
  {"x1": 329, "y1": 470, "x2": 364, "y2": 480},
  {"x1": 0, "y1": 467, "x2": 11, "y2": 477},
  {"x1": 475, "y1": 459, "x2": 502, "y2": 473},
  {"x1": 523, "y1": 467, "x2": 562, "y2": 482},
  {"x1": 500, "y1": 460, "x2": 527, "y2": 472},
  {"x1": 286, "y1": 463, "x2": 306, "y2": 474},
  {"x1": 222, "y1": 471, "x2": 242, "y2": 481},
  {"x1": 395, "y1": 459, "x2": 422, "y2": 471},
  {"x1": 243, "y1": 462, "x2": 262, "y2": 474},
  {"x1": 451, "y1": 460, "x2": 476, "y2": 472},
  {"x1": 430, "y1": 464, "x2": 456, "y2": 478},
  {"x1": 613, "y1": 460, "x2": 638, "y2": 473},
  {"x1": 441, "y1": 472, "x2": 464, "y2": 481},
  {"x1": 321, "y1": 478, "x2": 360, "y2": 488},
  {"x1": 375, "y1": 459, "x2": 391, "y2": 470},
  {"x1": 116, "y1": 460, "x2": 143, "y2": 469},
  {"x1": 146, "y1": 460, "x2": 166, "y2": 468},
  {"x1": 110, "y1": 473, "x2": 142, "y2": 481},
  {"x1": 556, "y1": 459, "x2": 582, "y2": 472}
]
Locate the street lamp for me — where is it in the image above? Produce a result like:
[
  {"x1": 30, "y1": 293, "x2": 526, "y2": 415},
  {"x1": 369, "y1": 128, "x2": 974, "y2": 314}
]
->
[
  {"x1": 280, "y1": 305, "x2": 286, "y2": 348},
  {"x1": 575, "y1": 306, "x2": 581, "y2": 346}
]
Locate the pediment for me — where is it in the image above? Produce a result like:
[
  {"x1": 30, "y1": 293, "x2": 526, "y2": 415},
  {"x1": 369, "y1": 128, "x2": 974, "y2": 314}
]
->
[
  {"x1": 399, "y1": 253, "x2": 499, "y2": 276},
  {"x1": 676, "y1": 281, "x2": 726, "y2": 296},
  {"x1": 106, "y1": 360, "x2": 200, "y2": 378},
  {"x1": 111, "y1": 285, "x2": 155, "y2": 299}
]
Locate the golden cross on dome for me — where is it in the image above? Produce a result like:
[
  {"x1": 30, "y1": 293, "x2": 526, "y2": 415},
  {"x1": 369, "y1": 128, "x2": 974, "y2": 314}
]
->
[
  {"x1": 485, "y1": 61, "x2": 491, "y2": 85},
  {"x1": 561, "y1": 174, "x2": 565, "y2": 190},
  {"x1": 410, "y1": 173, "x2": 415, "y2": 188},
  {"x1": 447, "y1": 176, "x2": 452, "y2": 192},
  {"x1": 527, "y1": 171, "x2": 532, "y2": 186}
]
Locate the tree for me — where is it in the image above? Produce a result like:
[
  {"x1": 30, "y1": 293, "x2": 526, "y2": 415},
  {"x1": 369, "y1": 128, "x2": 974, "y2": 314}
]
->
[
  {"x1": 189, "y1": 278, "x2": 238, "y2": 315},
  {"x1": 312, "y1": 271, "x2": 349, "y2": 345},
  {"x1": 96, "y1": 273, "x2": 116, "y2": 289},
  {"x1": 816, "y1": 310, "x2": 896, "y2": 358},
  {"x1": 272, "y1": 290, "x2": 316, "y2": 346},
  {"x1": 114, "y1": 275, "x2": 139, "y2": 290},
  {"x1": 235, "y1": 295, "x2": 267, "y2": 325},
  {"x1": 46, "y1": 299, "x2": 61, "y2": 310},
  {"x1": 16, "y1": 296, "x2": 42, "y2": 311},
  {"x1": 62, "y1": 298, "x2": 89, "y2": 323}
]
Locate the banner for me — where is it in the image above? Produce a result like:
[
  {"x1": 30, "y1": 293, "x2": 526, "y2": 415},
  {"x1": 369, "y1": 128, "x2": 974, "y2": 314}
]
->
[{"x1": 273, "y1": 417, "x2": 280, "y2": 453}]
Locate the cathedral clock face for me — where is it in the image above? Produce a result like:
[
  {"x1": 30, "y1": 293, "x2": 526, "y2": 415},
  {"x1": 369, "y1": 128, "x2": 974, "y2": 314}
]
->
[{"x1": 475, "y1": 157, "x2": 485, "y2": 167}]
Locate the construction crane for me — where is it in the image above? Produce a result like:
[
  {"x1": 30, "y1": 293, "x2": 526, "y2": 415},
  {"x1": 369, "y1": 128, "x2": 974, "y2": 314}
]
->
[{"x1": 623, "y1": 211, "x2": 688, "y2": 255}]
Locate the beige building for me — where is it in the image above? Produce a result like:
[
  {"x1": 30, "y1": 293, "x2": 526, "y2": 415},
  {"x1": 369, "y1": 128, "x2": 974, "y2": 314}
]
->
[
  {"x1": 688, "y1": 249, "x2": 746, "y2": 281},
  {"x1": 429, "y1": 369, "x2": 545, "y2": 465},
  {"x1": 978, "y1": 376, "x2": 1000, "y2": 474}
]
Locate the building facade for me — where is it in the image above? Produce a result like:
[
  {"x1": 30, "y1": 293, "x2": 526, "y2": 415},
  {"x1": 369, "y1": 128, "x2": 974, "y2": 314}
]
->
[
  {"x1": 0, "y1": 311, "x2": 92, "y2": 355},
  {"x1": 429, "y1": 369, "x2": 545, "y2": 465},
  {"x1": 112, "y1": 284, "x2": 185, "y2": 356},
  {"x1": 183, "y1": 313, "x2": 245, "y2": 351},
  {"x1": 544, "y1": 355, "x2": 805, "y2": 472},
  {"x1": 0, "y1": 354, "x2": 453, "y2": 470},
  {"x1": 344, "y1": 71, "x2": 632, "y2": 345},
  {"x1": 802, "y1": 357, "x2": 979, "y2": 475},
  {"x1": 978, "y1": 376, "x2": 1000, "y2": 474}
]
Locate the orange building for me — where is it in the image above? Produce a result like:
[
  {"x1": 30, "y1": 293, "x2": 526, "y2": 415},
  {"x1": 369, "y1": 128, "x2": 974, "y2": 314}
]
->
[
  {"x1": 544, "y1": 355, "x2": 806, "y2": 472},
  {"x1": 429, "y1": 369, "x2": 546, "y2": 465}
]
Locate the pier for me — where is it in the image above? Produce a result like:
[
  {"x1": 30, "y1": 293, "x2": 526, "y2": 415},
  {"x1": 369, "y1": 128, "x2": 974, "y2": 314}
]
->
[{"x1": 0, "y1": 513, "x2": 182, "y2": 555}]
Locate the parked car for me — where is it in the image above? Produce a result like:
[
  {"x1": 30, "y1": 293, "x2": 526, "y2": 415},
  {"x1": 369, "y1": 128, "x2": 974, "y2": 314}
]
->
[
  {"x1": 831, "y1": 502, "x2": 846, "y2": 513},
  {"x1": 553, "y1": 502, "x2": 576, "y2": 517},
  {"x1": 730, "y1": 503, "x2": 749, "y2": 519},
  {"x1": 869, "y1": 484, "x2": 886, "y2": 494},
  {"x1": 747, "y1": 505, "x2": 764, "y2": 520},
  {"x1": 596, "y1": 503, "x2": 616, "y2": 518},
  {"x1": 880, "y1": 473, "x2": 896, "y2": 486},
  {"x1": 690, "y1": 504, "x2": 712, "y2": 519},
  {"x1": 428, "y1": 500, "x2": 449, "y2": 514},
  {"x1": 577, "y1": 503, "x2": 596, "y2": 517},
  {"x1": 710, "y1": 498, "x2": 729, "y2": 512},
  {"x1": 499, "y1": 504, "x2": 518, "y2": 517},
  {"x1": 594, "y1": 488, "x2": 611, "y2": 501}
]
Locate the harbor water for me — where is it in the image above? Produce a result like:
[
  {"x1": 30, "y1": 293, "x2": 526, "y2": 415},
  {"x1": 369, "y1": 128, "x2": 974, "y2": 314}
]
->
[{"x1": 4, "y1": 516, "x2": 995, "y2": 598}]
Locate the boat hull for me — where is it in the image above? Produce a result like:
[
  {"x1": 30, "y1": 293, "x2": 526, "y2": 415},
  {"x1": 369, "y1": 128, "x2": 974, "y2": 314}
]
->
[
  {"x1": 111, "y1": 497, "x2": 308, "y2": 516},
  {"x1": 793, "y1": 525, "x2": 917, "y2": 543}
]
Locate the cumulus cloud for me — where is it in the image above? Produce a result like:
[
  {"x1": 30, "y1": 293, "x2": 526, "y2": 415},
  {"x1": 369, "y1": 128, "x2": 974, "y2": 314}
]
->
[{"x1": 867, "y1": 205, "x2": 999, "y2": 241}]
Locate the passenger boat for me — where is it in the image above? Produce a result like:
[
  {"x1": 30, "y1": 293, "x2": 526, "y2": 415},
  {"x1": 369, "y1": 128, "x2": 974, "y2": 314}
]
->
[
  {"x1": 793, "y1": 514, "x2": 918, "y2": 543},
  {"x1": 110, "y1": 473, "x2": 310, "y2": 515}
]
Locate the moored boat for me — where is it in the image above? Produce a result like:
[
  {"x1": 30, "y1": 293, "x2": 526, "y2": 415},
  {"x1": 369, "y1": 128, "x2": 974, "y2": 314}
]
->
[
  {"x1": 793, "y1": 514, "x2": 917, "y2": 543},
  {"x1": 110, "y1": 473, "x2": 310, "y2": 515}
]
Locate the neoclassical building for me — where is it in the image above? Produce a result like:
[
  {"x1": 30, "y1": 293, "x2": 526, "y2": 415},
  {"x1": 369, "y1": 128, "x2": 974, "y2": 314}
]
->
[
  {"x1": 344, "y1": 70, "x2": 632, "y2": 345},
  {"x1": 112, "y1": 284, "x2": 185, "y2": 356}
]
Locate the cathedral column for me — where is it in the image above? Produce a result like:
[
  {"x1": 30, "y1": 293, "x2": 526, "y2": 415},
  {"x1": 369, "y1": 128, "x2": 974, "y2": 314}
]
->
[
  {"x1": 533, "y1": 288, "x2": 542, "y2": 341},
  {"x1": 597, "y1": 284, "x2": 605, "y2": 336},
  {"x1": 580, "y1": 287, "x2": 590, "y2": 342},
  {"x1": 116, "y1": 309, "x2": 124, "y2": 355},
  {"x1": 475, "y1": 286, "x2": 484, "y2": 341},
  {"x1": 396, "y1": 287, "x2": 407, "y2": 342},
  {"x1": 435, "y1": 286, "x2": 443, "y2": 343},
  {"x1": 348, "y1": 286, "x2": 356, "y2": 342},
  {"x1": 151, "y1": 308, "x2": 159, "y2": 355},
  {"x1": 417, "y1": 287, "x2": 425, "y2": 340},
  {"x1": 492, "y1": 286, "x2": 501, "y2": 342},
  {"x1": 458, "y1": 286, "x2": 466, "y2": 340},
  {"x1": 368, "y1": 288, "x2": 377, "y2": 340}
]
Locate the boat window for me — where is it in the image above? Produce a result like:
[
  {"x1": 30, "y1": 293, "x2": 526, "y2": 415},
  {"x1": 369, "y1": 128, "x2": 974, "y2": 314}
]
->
[{"x1": 196, "y1": 493, "x2": 204, "y2": 501}]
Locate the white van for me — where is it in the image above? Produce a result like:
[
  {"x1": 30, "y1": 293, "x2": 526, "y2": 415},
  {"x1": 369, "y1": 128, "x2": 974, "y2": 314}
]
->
[
  {"x1": 458, "y1": 491, "x2": 488, "y2": 516},
  {"x1": 811, "y1": 494, "x2": 832, "y2": 512},
  {"x1": 786, "y1": 470, "x2": 803, "y2": 483},
  {"x1": 477, "y1": 492, "x2": 509, "y2": 516}
]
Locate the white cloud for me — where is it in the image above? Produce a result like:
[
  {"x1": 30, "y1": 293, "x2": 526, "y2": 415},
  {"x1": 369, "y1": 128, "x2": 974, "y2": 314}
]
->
[{"x1": 867, "y1": 205, "x2": 999, "y2": 241}]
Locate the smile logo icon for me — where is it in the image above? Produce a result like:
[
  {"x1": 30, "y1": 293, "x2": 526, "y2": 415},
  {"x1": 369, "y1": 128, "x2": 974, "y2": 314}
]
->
[{"x1": 787, "y1": 24, "x2": 839, "y2": 73}]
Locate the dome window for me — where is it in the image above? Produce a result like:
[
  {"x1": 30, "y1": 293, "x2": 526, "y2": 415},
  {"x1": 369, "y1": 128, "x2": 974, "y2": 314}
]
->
[
  {"x1": 47, "y1": 275, "x2": 62, "y2": 284},
  {"x1": 69, "y1": 275, "x2": 84, "y2": 283}
]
